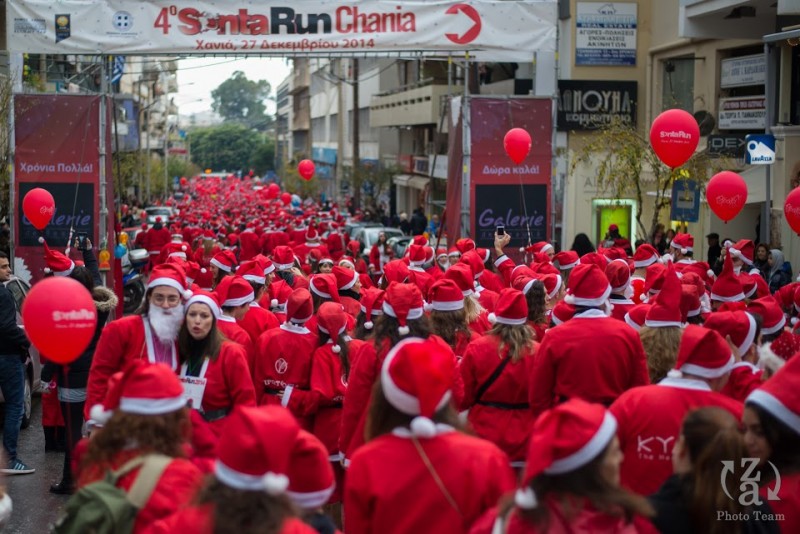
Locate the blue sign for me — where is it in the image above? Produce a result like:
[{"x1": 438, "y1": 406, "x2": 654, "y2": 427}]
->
[
  {"x1": 312, "y1": 147, "x2": 337, "y2": 165},
  {"x1": 745, "y1": 134, "x2": 775, "y2": 165},
  {"x1": 670, "y1": 179, "x2": 700, "y2": 223}
]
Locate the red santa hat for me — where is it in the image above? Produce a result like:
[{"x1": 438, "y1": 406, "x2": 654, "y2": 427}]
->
[
  {"x1": 383, "y1": 282, "x2": 425, "y2": 335},
  {"x1": 210, "y1": 249, "x2": 238, "y2": 273},
  {"x1": 598, "y1": 247, "x2": 627, "y2": 262},
  {"x1": 539, "y1": 273, "x2": 563, "y2": 300},
  {"x1": 407, "y1": 244, "x2": 427, "y2": 267},
  {"x1": 515, "y1": 399, "x2": 617, "y2": 510},
  {"x1": 552, "y1": 251, "x2": 580, "y2": 270},
  {"x1": 460, "y1": 251, "x2": 485, "y2": 279},
  {"x1": 632, "y1": 244, "x2": 659, "y2": 268},
  {"x1": 359, "y1": 287, "x2": 385, "y2": 330},
  {"x1": 624, "y1": 304, "x2": 652, "y2": 332},
  {"x1": 428, "y1": 279, "x2": 465, "y2": 312},
  {"x1": 435, "y1": 247, "x2": 448, "y2": 260},
  {"x1": 738, "y1": 273, "x2": 757, "y2": 299},
  {"x1": 165, "y1": 241, "x2": 189, "y2": 260},
  {"x1": 455, "y1": 238, "x2": 476, "y2": 254},
  {"x1": 670, "y1": 233, "x2": 694, "y2": 254},
  {"x1": 182, "y1": 260, "x2": 205, "y2": 284},
  {"x1": 309, "y1": 274, "x2": 341, "y2": 303},
  {"x1": 382, "y1": 260, "x2": 410, "y2": 285},
  {"x1": 551, "y1": 301, "x2": 576, "y2": 325},
  {"x1": 287, "y1": 429, "x2": 336, "y2": 509},
  {"x1": 776, "y1": 283, "x2": 799, "y2": 312},
  {"x1": 253, "y1": 254, "x2": 276, "y2": 275},
  {"x1": 488, "y1": 288, "x2": 528, "y2": 326},
  {"x1": 531, "y1": 262, "x2": 561, "y2": 277},
  {"x1": 307, "y1": 248, "x2": 323, "y2": 264},
  {"x1": 645, "y1": 262, "x2": 682, "y2": 328},
  {"x1": 147, "y1": 263, "x2": 192, "y2": 299},
  {"x1": 747, "y1": 352, "x2": 800, "y2": 435},
  {"x1": 286, "y1": 288, "x2": 314, "y2": 324},
  {"x1": 669, "y1": 325, "x2": 734, "y2": 379},
  {"x1": 89, "y1": 362, "x2": 186, "y2": 425},
  {"x1": 268, "y1": 279, "x2": 293, "y2": 311},
  {"x1": 530, "y1": 241, "x2": 553, "y2": 255},
  {"x1": 475, "y1": 248, "x2": 491, "y2": 264},
  {"x1": 272, "y1": 246, "x2": 296, "y2": 271},
  {"x1": 215, "y1": 406, "x2": 299, "y2": 494},
  {"x1": 532, "y1": 252, "x2": 552, "y2": 265},
  {"x1": 186, "y1": 289, "x2": 221, "y2": 319},
  {"x1": 711, "y1": 253, "x2": 745, "y2": 303},
  {"x1": 237, "y1": 260, "x2": 266, "y2": 285},
  {"x1": 729, "y1": 239, "x2": 755, "y2": 266},
  {"x1": 447, "y1": 247, "x2": 462, "y2": 258},
  {"x1": 512, "y1": 275, "x2": 540, "y2": 296},
  {"x1": 40, "y1": 239, "x2": 75, "y2": 276},
  {"x1": 683, "y1": 262, "x2": 715, "y2": 287},
  {"x1": 227, "y1": 233, "x2": 239, "y2": 246},
  {"x1": 747, "y1": 297, "x2": 786, "y2": 336},
  {"x1": 605, "y1": 259, "x2": 631, "y2": 294},
  {"x1": 643, "y1": 263, "x2": 667, "y2": 297},
  {"x1": 332, "y1": 265, "x2": 359, "y2": 292},
  {"x1": 346, "y1": 240, "x2": 361, "y2": 256},
  {"x1": 704, "y1": 311, "x2": 758, "y2": 355},
  {"x1": 316, "y1": 302, "x2": 348, "y2": 352},
  {"x1": 214, "y1": 276, "x2": 255, "y2": 308},
  {"x1": 444, "y1": 263, "x2": 475, "y2": 297},
  {"x1": 564, "y1": 264, "x2": 611, "y2": 307},
  {"x1": 412, "y1": 235, "x2": 429, "y2": 247},
  {"x1": 758, "y1": 331, "x2": 800, "y2": 375},
  {"x1": 680, "y1": 285, "x2": 702, "y2": 322},
  {"x1": 578, "y1": 252, "x2": 609, "y2": 270},
  {"x1": 380, "y1": 337, "x2": 455, "y2": 438}
]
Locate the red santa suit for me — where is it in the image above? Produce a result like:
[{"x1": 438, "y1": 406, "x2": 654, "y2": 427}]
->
[
  {"x1": 761, "y1": 474, "x2": 800, "y2": 534},
  {"x1": 179, "y1": 341, "x2": 257, "y2": 435},
  {"x1": 474, "y1": 285, "x2": 499, "y2": 313},
  {"x1": 236, "y1": 230, "x2": 260, "y2": 261},
  {"x1": 469, "y1": 312, "x2": 493, "y2": 336},
  {"x1": 609, "y1": 295, "x2": 636, "y2": 322},
  {"x1": 254, "y1": 323, "x2": 319, "y2": 429},
  {"x1": 85, "y1": 315, "x2": 178, "y2": 420},
  {"x1": 339, "y1": 295, "x2": 362, "y2": 321},
  {"x1": 479, "y1": 269, "x2": 506, "y2": 293},
  {"x1": 720, "y1": 362, "x2": 763, "y2": 402},
  {"x1": 148, "y1": 504, "x2": 316, "y2": 534},
  {"x1": 193, "y1": 245, "x2": 220, "y2": 290},
  {"x1": 344, "y1": 429, "x2": 516, "y2": 534},
  {"x1": 216, "y1": 315, "x2": 256, "y2": 374},
  {"x1": 326, "y1": 231, "x2": 345, "y2": 261},
  {"x1": 609, "y1": 376, "x2": 743, "y2": 495},
  {"x1": 529, "y1": 310, "x2": 650, "y2": 416},
  {"x1": 78, "y1": 451, "x2": 203, "y2": 534},
  {"x1": 631, "y1": 276, "x2": 646, "y2": 305},
  {"x1": 145, "y1": 226, "x2": 172, "y2": 264},
  {"x1": 237, "y1": 302, "x2": 280, "y2": 345},
  {"x1": 369, "y1": 244, "x2": 392, "y2": 274},
  {"x1": 460, "y1": 335, "x2": 537, "y2": 465},
  {"x1": 293, "y1": 242, "x2": 330, "y2": 266}
]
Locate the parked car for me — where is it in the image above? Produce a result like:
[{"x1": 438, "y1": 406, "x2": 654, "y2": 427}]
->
[
  {"x1": 2, "y1": 276, "x2": 43, "y2": 429},
  {"x1": 388, "y1": 236, "x2": 448, "y2": 259},
  {"x1": 144, "y1": 206, "x2": 175, "y2": 225},
  {"x1": 343, "y1": 220, "x2": 382, "y2": 239},
  {"x1": 351, "y1": 227, "x2": 404, "y2": 258}
]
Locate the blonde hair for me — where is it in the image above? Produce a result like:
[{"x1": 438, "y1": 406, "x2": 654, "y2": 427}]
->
[
  {"x1": 464, "y1": 294, "x2": 485, "y2": 323},
  {"x1": 488, "y1": 323, "x2": 536, "y2": 363},
  {"x1": 639, "y1": 326, "x2": 681, "y2": 383}
]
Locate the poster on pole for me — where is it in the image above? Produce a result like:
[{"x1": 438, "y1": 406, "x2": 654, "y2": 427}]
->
[
  {"x1": 575, "y1": 2, "x2": 637, "y2": 66},
  {"x1": 13, "y1": 94, "x2": 115, "y2": 284},
  {"x1": 7, "y1": 0, "x2": 557, "y2": 60}
]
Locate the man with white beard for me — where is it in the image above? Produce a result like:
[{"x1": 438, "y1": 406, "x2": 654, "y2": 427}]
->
[{"x1": 84, "y1": 263, "x2": 192, "y2": 423}]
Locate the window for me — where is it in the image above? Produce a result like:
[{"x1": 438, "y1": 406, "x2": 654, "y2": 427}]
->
[
  {"x1": 791, "y1": 45, "x2": 800, "y2": 125},
  {"x1": 662, "y1": 57, "x2": 695, "y2": 112}
]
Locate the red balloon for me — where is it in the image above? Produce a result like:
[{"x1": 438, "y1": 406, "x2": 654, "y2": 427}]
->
[
  {"x1": 649, "y1": 109, "x2": 700, "y2": 168},
  {"x1": 280, "y1": 192, "x2": 292, "y2": 206},
  {"x1": 298, "y1": 159, "x2": 315, "y2": 181},
  {"x1": 785, "y1": 187, "x2": 800, "y2": 235},
  {"x1": 22, "y1": 277, "x2": 97, "y2": 364},
  {"x1": 706, "y1": 171, "x2": 747, "y2": 222},
  {"x1": 179, "y1": 177, "x2": 188, "y2": 186},
  {"x1": 503, "y1": 128, "x2": 532, "y2": 165},
  {"x1": 22, "y1": 188, "x2": 55, "y2": 230}
]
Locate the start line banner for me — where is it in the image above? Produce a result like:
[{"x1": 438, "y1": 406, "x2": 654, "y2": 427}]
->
[{"x1": 7, "y1": 0, "x2": 557, "y2": 60}]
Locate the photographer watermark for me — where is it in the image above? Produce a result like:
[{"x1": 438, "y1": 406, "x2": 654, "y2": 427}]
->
[{"x1": 717, "y1": 458, "x2": 784, "y2": 522}]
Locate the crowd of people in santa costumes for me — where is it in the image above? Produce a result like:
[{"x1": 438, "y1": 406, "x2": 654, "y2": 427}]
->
[{"x1": 22, "y1": 173, "x2": 800, "y2": 534}]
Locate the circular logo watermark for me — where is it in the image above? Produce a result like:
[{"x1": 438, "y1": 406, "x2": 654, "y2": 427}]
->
[{"x1": 112, "y1": 11, "x2": 133, "y2": 32}]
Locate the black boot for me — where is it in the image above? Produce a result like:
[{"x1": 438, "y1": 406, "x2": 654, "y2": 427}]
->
[
  {"x1": 44, "y1": 426, "x2": 58, "y2": 452},
  {"x1": 49, "y1": 479, "x2": 74, "y2": 495}
]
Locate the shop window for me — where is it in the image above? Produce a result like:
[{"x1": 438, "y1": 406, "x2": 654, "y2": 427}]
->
[
  {"x1": 662, "y1": 57, "x2": 695, "y2": 113},
  {"x1": 592, "y1": 199, "x2": 637, "y2": 247}
]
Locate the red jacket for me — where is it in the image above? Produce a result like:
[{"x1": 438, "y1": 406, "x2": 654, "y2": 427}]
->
[
  {"x1": 216, "y1": 317, "x2": 256, "y2": 375},
  {"x1": 345, "y1": 430, "x2": 516, "y2": 534},
  {"x1": 609, "y1": 297, "x2": 636, "y2": 322},
  {"x1": 339, "y1": 295, "x2": 362, "y2": 320},
  {"x1": 237, "y1": 230, "x2": 260, "y2": 261},
  {"x1": 145, "y1": 227, "x2": 172, "y2": 256},
  {"x1": 85, "y1": 315, "x2": 178, "y2": 420},
  {"x1": 610, "y1": 376, "x2": 743, "y2": 495},
  {"x1": 480, "y1": 269, "x2": 506, "y2": 293},
  {"x1": 761, "y1": 472, "x2": 800, "y2": 534},
  {"x1": 460, "y1": 335, "x2": 538, "y2": 464},
  {"x1": 369, "y1": 244, "x2": 392, "y2": 273},
  {"x1": 147, "y1": 503, "x2": 317, "y2": 534},
  {"x1": 720, "y1": 362, "x2": 763, "y2": 402},
  {"x1": 529, "y1": 313, "x2": 650, "y2": 417},
  {"x1": 237, "y1": 303, "x2": 280, "y2": 345}
]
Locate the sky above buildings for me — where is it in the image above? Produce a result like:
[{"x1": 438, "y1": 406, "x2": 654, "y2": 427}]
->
[{"x1": 176, "y1": 57, "x2": 292, "y2": 117}]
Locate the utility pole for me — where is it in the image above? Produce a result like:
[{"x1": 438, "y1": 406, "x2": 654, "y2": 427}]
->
[
  {"x1": 163, "y1": 72, "x2": 169, "y2": 196},
  {"x1": 336, "y1": 59, "x2": 345, "y2": 204},
  {"x1": 352, "y1": 59, "x2": 360, "y2": 211}
]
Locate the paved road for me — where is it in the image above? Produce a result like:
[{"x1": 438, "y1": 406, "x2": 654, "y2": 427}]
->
[{"x1": 4, "y1": 397, "x2": 68, "y2": 533}]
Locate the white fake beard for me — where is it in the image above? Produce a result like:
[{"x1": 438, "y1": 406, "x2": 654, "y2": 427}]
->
[{"x1": 149, "y1": 303, "x2": 185, "y2": 344}]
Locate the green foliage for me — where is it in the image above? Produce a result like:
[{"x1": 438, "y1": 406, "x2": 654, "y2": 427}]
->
[
  {"x1": 189, "y1": 123, "x2": 261, "y2": 172},
  {"x1": 249, "y1": 137, "x2": 275, "y2": 175},
  {"x1": 0, "y1": 76, "x2": 13, "y2": 223},
  {"x1": 571, "y1": 120, "x2": 728, "y2": 240},
  {"x1": 211, "y1": 71, "x2": 272, "y2": 131}
]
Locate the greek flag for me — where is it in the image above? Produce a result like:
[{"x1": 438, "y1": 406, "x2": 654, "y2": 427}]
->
[{"x1": 110, "y1": 56, "x2": 125, "y2": 83}]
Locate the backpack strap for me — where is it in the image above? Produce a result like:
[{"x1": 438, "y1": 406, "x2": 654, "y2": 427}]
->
[{"x1": 126, "y1": 454, "x2": 173, "y2": 509}]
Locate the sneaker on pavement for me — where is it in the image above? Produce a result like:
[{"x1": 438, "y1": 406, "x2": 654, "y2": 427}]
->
[{"x1": 1, "y1": 459, "x2": 35, "y2": 475}]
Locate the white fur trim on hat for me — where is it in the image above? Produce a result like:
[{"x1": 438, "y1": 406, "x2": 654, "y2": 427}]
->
[
  {"x1": 710, "y1": 290, "x2": 746, "y2": 303},
  {"x1": 215, "y1": 460, "x2": 290, "y2": 494},
  {"x1": 634, "y1": 256, "x2": 657, "y2": 269},
  {"x1": 118, "y1": 395, "x2": 187, "y2": 415},
  {"x1": 564, "y1": 284, "x2": 612, "y2": 308},
  {"x1": 223, "y1": 292, "x2": 255, "y2": 308},
  {"x1": 761, "y1": 315, "x2": 787, "y2": 336},
  {"x1": 187, "y1": 294, "x2": 221, "y2": 319},
  {"x1": 515, "y1": 487, "x2": 538, "y2": 510},
  {"x1": 382, "y1": 302, "x2": 424, "y2": 321},
  {"x1": 644, "y1": 318, "x2": 683, "y2": 328},
  {"x1": 380, "y1": 337, "x2": 452, "y2": 416},
  {"x1": 431, "y1": 300, "x2": 465, "y2": 312},
  {"x1": 148, "y1": 277, "x2": 187, "y2": 296},
  {"x1": 545, "y1": 411, "x2": 617, "y2": 475},
  {"x1": 493, "y1": 315, "x2": 528, "y2": 326},
  {"x1": 624, "y1": 313, "x2": 641, "y2": 331},
  {"x1": 287, "y1": 484, "x2": 336, "y2": 510},
  {"x1": 671, "y1": 355, "x2": 735, "y2": 379},
  {"x1": 747, "y1": 389, "x2": 800, "y2": 435},
  {"x1": 242, "y1": 274, "x2": 266, "y2": 285},
  {"x1": 340, "y1": 271, "x2": 358, "y2": 291},
  {"x1": 729, "y1": 247, "x2": 753, "y2": 266},
  {"x1": 739, "y1": 312, "x2": 758, "y2": 355},
  {"x1": 210, "y1": 258, "x2": 233, "y2": 273},
  {"x1": 89, "y1": 404, "x2": 113, "y2": 425}
]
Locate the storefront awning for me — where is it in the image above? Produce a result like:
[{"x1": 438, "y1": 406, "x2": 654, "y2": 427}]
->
[{"x1": 394, "y1": 174, "x2": 430, "y2": 190}]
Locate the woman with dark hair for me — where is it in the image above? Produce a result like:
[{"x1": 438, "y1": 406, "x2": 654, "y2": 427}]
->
[
  {"x1": 209, "y1": 249, "x2": 237, "y2": 289},
  {"x1": 340, "y1": 282, "x2": 432, "y2": 464},
  {"x1": 428, "y1": 279, "x2": 476, "y2": 358},
  {"x1": 352, "y1": 286, "x2": 385, "y2": 341},
  {"x1": 460, "y1": 289, "x2": 537, "y2": 468},
  {"x1": 176, "y1": 291, "x2": 256, "y2": 434},
  {"x1": 78, "y1": 363, "x2": 204, "y2": 532},
  {"x1": 650, "y1": 407, "x2": 778, "y2": 534},
  {"x1": 511, "y1": 276, "x2": 550, "y2": 342},
  {"x1": 471, "y1": 399, "x2": 654, "y2": 533},
  {"x1": 570, "y1": 232, "x2": 596, "y2": 257},
  {"x1": 743, "y1": 360, "x2": 800, "y2": 531},
  {"x1": 345, "y1": 337, "x2": 515, "y2": 533},
  {"x1": 150, "y1": 406, "x2": 315, "y2": 534},
  {"x1": 368, "y1": 231, "x2": 393, "y2": 279},
  {"x1": 754, "y1": 243, "x2": 771, "y2": 277},
  {"x1": 42, "y1": 237, "x2": 118, "y2": 493}
]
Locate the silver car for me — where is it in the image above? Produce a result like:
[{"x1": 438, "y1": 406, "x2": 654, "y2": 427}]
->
[{"x1": 2, "y1": 276, "x2": 43, "y2": 429}]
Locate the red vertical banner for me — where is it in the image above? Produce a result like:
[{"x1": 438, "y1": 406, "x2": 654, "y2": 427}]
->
[
  {"x1": 14, "y1": 94, "x2": 114, "y2": 287},
  {"x1": 469, "y1": 98, "x2": 552, "y2": 254}
]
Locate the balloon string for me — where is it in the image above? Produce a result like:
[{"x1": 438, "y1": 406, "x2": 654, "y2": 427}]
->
[
  {"x1": 507, "y1": 102, "x2": 532, "y2": 252},
  {"x1": 65, "y1": 108, "x2": 95, "y2": 255}
]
